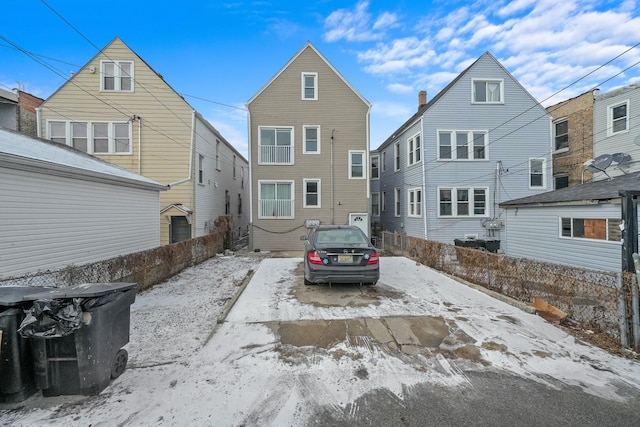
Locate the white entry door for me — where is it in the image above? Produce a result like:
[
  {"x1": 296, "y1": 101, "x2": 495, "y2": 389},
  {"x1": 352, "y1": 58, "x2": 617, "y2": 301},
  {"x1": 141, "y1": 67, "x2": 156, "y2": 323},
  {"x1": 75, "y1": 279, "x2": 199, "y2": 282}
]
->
[{"x1": 348, "y1": 213, "x2": 369, "y2": 237}]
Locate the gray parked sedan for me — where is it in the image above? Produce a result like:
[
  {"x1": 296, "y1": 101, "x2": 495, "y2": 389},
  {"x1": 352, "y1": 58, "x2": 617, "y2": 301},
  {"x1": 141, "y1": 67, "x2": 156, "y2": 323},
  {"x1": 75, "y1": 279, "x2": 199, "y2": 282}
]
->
[{"x1": 300, "y1": 225, "x2": 379, "y2": 286}]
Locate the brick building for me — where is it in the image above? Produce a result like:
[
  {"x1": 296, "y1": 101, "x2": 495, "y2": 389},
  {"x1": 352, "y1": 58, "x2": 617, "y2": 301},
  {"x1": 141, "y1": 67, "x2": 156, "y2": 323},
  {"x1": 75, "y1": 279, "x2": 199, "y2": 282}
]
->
[{"x1": 0, "y1": 88, "x2": 44, "y2": 137}]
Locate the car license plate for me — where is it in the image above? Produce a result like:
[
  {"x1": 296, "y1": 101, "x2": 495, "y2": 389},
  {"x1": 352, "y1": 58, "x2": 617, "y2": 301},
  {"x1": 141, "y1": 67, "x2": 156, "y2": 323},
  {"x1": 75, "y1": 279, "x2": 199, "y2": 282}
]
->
[{"x1": 338, "y1": 255, "x2": 353, "y2": 263}]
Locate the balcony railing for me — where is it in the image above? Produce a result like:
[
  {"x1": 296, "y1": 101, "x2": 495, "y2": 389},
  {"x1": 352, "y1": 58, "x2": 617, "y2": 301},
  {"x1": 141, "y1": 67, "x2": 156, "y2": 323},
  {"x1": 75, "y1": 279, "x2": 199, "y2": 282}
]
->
[
  {"x1": 259, "y1": 145, "x2": 292, "y2": 164},
  {"x1": 259, "y1": 199, "x2": 294, "y2": 218}
]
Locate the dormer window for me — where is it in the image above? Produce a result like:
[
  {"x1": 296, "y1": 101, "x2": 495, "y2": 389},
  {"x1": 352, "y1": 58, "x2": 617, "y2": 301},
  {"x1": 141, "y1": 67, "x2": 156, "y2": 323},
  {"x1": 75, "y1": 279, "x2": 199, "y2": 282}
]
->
[
  {"x1": 302, "y1": 72, "x2": 318, "y2": 100},
  {"x1": 101, "y1": 60, "x2": 133, "y2": 92},
  {"x1": 472, "y1": 79, "x2": 503, "y2": 103}
]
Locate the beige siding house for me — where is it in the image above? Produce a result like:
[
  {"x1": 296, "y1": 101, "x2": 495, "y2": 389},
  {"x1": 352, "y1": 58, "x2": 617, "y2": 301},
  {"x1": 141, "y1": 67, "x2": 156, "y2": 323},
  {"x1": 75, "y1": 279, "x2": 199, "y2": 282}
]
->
[
  {"x1": 37, "y1": 37, "x2": 248, "y2": 246},
  {"x1": 247, "y1": 42, "x2": 371, "y2": 251}
]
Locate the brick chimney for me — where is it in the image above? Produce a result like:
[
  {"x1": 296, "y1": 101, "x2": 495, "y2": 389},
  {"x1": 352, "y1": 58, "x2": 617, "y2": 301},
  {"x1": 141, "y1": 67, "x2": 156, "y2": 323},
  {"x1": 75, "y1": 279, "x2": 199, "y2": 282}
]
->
[{"x1": 419, "y1": 90, "x2": 427, "y2": 107}]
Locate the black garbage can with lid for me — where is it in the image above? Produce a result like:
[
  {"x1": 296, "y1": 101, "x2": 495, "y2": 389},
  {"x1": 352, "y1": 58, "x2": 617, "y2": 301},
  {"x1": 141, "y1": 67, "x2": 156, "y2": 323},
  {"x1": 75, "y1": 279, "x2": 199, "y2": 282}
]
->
[
  {"x1": 0, "y1": 286, "x2": 51, "y2": 403},
  {"x1": 19, "y1": 282, "x2": 137, "y2": 396}
]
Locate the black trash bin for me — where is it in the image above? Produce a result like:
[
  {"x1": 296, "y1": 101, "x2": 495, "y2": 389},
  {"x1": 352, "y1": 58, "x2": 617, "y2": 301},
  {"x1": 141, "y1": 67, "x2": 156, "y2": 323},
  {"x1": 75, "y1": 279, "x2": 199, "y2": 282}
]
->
[
  {"x1": 19, "y1": 282, "x2": 137, "y2": 397},
  {"x1": 484, "y1": 239, "x2": 501, "y2": 253},
  {"x1": 0, "y1": 286, "x2": 51, "y2": 403}
]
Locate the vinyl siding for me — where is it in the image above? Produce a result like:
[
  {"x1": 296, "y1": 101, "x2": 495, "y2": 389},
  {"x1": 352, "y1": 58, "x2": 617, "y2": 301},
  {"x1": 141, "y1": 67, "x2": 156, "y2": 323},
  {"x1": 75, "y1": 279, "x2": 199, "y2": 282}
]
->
[
  {"x1": 0, "y1": 166, "x2": 160, "y2": 278},
  {"x1": 503, "y1": 203, "x2": 622, "y2": 272},
  {"x1": 249, "y1": 45, "x2": 369, "y2": 251}
]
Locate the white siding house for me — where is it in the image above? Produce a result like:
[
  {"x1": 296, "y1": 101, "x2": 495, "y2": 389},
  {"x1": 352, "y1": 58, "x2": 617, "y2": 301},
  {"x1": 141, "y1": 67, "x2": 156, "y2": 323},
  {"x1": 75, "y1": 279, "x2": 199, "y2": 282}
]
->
[{"x1": 0, "y1": 128, "x2": 167, "y2": 279}]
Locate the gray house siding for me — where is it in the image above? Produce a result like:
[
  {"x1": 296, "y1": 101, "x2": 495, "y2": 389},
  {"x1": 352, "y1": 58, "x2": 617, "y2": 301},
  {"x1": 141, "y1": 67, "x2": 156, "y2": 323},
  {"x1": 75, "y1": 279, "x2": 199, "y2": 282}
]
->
[
  {"x1": 592, "y1": 83, "x2": 640, "y2": 180},
  {"x1": 503, "y1": 203, "x2": 622, "y2": 272},
  {"x1": 422, "y1": 53, "x2": 551, "y2": 245}
]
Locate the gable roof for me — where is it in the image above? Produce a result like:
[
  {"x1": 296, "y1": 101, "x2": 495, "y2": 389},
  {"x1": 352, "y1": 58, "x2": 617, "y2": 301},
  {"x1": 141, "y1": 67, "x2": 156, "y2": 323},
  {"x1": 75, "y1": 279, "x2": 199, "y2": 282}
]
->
[
  {"x1": 500, "y1": 173, "x2": 640, "y2": 207},
  {"x1": 247, "y1": 41, "x2": 370, "y2": 108},
  {"x1": 375, "y1": 52, "x2": 546, "y2": 150},
  {"x1": 0, "y1": 128, "x2": 167, "y2": 191}
]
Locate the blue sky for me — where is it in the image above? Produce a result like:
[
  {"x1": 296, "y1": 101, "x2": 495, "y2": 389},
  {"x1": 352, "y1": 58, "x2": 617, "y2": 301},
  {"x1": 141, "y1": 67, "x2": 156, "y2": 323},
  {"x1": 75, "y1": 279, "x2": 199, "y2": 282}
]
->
[{"x1": 2, "y1": 0, "x2": 639, "y2": 158}]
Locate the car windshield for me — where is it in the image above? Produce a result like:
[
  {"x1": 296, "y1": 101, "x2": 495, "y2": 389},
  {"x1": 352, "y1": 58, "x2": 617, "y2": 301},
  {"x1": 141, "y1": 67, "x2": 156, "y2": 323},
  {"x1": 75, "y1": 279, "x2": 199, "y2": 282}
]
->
[{"x1": 316, "y1": 229, "x2": 368, "y2": 244}]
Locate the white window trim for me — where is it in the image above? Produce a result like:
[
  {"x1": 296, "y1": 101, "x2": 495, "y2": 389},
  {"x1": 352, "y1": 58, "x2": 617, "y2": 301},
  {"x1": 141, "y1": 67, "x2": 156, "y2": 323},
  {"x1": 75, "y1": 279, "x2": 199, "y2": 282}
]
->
[
  {"x1": 301, "y1": 72, "x2": 318, "y2": 100},
  {"x1": 381, "y1": 191, "x2": 386, "y2": 212},
  {"x1": 46, "y1": 120, "x2": 132, "y2": 155},
  {"x1": 258, "y1": 126, "x2": 295, "y2": 165},
  {"x1": 407, "y1": 187, "x2": 422, "y2": 218},
  {"x1": 198, "y1": 154, "x2": 204, "y2": 185},
  {"x1": 371, "y1": 154, "x2": 380, "y2": 180},
  {"x1": 607, "y1": 99, "x2": 629, "y2": 136},
  {"x1": 302, "y1": 125, "x2": 321, "y2": 154},
  {"x1": 258, "y1": 180, "x2": 295, "y2": 219},
  {"x1": 437, "y1": 186, "x2": 489, "y2": 218},
  {"x1": 558, "y1": 217, "x2": 621, "y2": 244},
  {"x1": 437, "y1": 130, "x2": 489, "y2": 161},
  {"x1": 349, "y1": 150, "x2": 366, "y2": 179},
  {"x1": 407, "y1": 132, "x2": 422, "y2": 166},
  {"x1": 215, "y1": 140, "x2": 221, "y2": 171},
  {"x1": 303, "y1": 178, "x2": 322, "y2": 208},
  {"x1": 529, "y1": 157, "x2": 547, "y2": 189},
  {"x1": 381, "y1": 151, "x2": 387, "y2": 172},
  {"x1": 394, "y1": 187, "x2": 401, "y2": 217},
  {"x1": 394, "y1": 141, "x2": 401, "y2": 171},
  {"x1": 371, "y1": 192, "x2": 380, "y2": 216},
  {"x1": 471, "y1": 78, "x2": 504, "y2": 104},
  {"x1": 100, "y1": 59, "x2": 134, "y2": 92}
]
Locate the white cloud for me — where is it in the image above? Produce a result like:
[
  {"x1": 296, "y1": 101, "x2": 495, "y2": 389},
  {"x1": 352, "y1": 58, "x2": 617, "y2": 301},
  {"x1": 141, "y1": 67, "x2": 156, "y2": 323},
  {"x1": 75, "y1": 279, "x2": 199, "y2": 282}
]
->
[
  {"x1": 386, "y1": 83, "x2": 414, "y2": 94},
  {"x1": 357, "y1": 37, "x2": 435, "y2": 75}
]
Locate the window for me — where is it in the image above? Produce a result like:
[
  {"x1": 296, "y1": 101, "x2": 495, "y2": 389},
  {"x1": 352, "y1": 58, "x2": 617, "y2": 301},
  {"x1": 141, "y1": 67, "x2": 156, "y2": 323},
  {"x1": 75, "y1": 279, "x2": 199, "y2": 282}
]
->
[
  {"x1": 529, "y1": 158, "x2": 546, "y2": 188},
  {"x1": 472, "y1": 79, "x2": 503, "y2": 103},
  {"x1": 233, "y1": 155, "x2": 237, "y2": 179},
  {"x1": 301, "y1": 72, "x2": 318, "y2": 100},
  {"x1": 438, "y1": 130, "x2": 487, "y2": 160},
  {"x1": 303, "y1": 179, "x2": 321, "y2": 208},
  {"x1": 101, "y1": 60, "x2": 133, "y2": 92},
  {"x1": 303, "y1": 126, "x2": 320, "y2": 153},
  {"x1": 371, "y1": 155, "x2": 379, "y2": 179},
  {"x1": 394, "y1": 187, "x2": 401, "y2": 217},
  {"x1": 408, "y1": 188, "x2": 422, "y2": 217},
  {"x1": 438, "y1": 187, "x2": 488, "y2": 217},
  {"x1": 554, "y1": 175, "x2": 569, "y2": 189},
  {"x1": 381, "y1": 151, "x2": 387, "y2": 172},
  {"x1": 372, "y1": 192, "x2": 380, "y2": 216},
  {"x1": 381, "y1": 191, "x2": 386, "y2": 212},
  {"x1": 216, "y1": 140, "x2": 221, "y2": 170},
  {"x1": 554, "y1": 119, "x2": 568, "y2": 151},
  {"x1": 259, "y1": 181, "x2": 294, "y2": 218},
  {"x1": 608, "y1": 101, "x2": 629, "y2": 135},
  {"x1": 241, "y1": 167, "x2": 245, "y2": 189},
  {"x1": 198, "y1": 155, "x2": 204, "y2": 184},
  {"x1": 225, "y1": 190, "x2": 230, "y2": 215},
  {"x1": 394, "y1": 142, "x2": 400, "y2": 171},
  {"x1": 259, "y1": 127, "x2": 293, "y2": 164},
  {"x1": 408, "y1": 134, "x2": 421, "y2": 166},
  {"x1": 349, "y1": 150, "x2": 365, "y2": 179},
  {"x1": 47, "y1": 120, "x2": 131, "y2": 154},
  {"x1": 560, "y1": 217, "x2": 621, "y2": 242},
  {"x1": 238, "y1": 194, "x2": 242, "y2": 214}
]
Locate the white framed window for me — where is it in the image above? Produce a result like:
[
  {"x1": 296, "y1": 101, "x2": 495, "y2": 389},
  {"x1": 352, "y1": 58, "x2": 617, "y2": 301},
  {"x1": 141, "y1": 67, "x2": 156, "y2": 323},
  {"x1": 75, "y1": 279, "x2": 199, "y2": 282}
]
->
[
  {"x1": 381, "y1": 191, "x2": 386, "y2": 212},
  {"x1": 372, "y1": 192, "x2": 380, "y2": 216},
  {"x1": 100, "y1": 60, "x2": 133, "y2": 92},
  {"x1": 47, "y1": 120, "x2": 131, "y2": 154},
  {"x1": 438, "y1": 187, "x2": 488, "y2": 217},
  {"x1": 258, "y1": 180, "x2": 294, "y2": 219},
  {"x1": 215, "y1": 140, "x2": 221, "y2": 170},
  {"x1": 438, "y1": 130, "x2": 487, "y2": 160},
  {"x1": 198, "y1": 155, "x2": 204, "y2": 184},
  {"x1": 371, "y1": 154, "x2": 379, "y2": 179},
  {"x1": 408, "y1": 188, "x2": 422, "y2": 217},
  {"x1": 381, "y1": 151, "x2": 387, "y2": 172},
  {"x1": 472, "y1": 79, "x2": 503, "y2": 103},
  {"x1": 608, "y1": 100, "x2": 629, "y2": 136},
  {"x1": 259, "y1": 127, "x2": 293, "y2": 165},
  {"x1": 554, "y1": 118, "x2": 569, "y2": 151},
  {"x1": 303, "y1": 125, "x2": 320, "y2": 154},
  {"x1": 349, "y1": 150, "x2": 366, "y2": 179},
  {"x1": 241, "y1": 167, "x2": 245, "y2": 189},
  {"x1": 407, "y1": 133, "x2": 421, "y2": 166},
  {"x1": 233, "y1": 155, "x2": 236, "y2": 179},
  {"x1": 529, "y1": 158, "x2": 546, "y2": 189},
  {"x1": 394, "y1": 141, "x2": 400, "y2": 171},
  {"x1": 559, "y1": 217, "x2": 621, "y2": 242},
  {"x1": 303, "y1": 179, "x2": 321, "y2": 208},
  {"x1": 301, "y1": 72, "x2": 318, "y2": 100},
  {"x1": 394, "y1": 187, "x2": 401, "y2": 217}
]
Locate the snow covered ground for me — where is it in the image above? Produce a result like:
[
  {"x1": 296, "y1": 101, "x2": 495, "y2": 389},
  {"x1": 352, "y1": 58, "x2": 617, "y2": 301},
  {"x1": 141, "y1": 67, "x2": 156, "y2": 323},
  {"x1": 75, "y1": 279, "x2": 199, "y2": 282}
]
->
[{"x1": 1, "y1": 254, "x2": 640, "y2": 426}]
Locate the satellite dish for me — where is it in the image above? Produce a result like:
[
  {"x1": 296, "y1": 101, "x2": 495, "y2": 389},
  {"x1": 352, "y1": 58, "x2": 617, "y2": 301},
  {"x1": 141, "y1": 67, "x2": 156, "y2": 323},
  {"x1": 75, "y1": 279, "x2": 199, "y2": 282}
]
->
[
  {"x1": 587, "y1": 153, "x2": 612, "y2": 173},
  {"x1": 612, "y1": 152, "x2": 632, "y2": 164}
]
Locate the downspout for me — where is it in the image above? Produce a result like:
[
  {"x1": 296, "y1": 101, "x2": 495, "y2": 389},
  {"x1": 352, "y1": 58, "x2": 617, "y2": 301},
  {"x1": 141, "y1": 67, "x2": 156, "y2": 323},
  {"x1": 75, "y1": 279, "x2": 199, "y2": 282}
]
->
[
  {"x1": 168, "y1": 111, "x2": 195, "y2": 187},
  {"x1": 137, "y1": 116, "x2": 142, "y2": 175},
  {"x1": 247, "y1": 107, "x2": 253, "y2": 250},
  {"x1": 331, "y1": 129, "x2": 335, "y2": 225},
  {"x1": 420, "y1": 116, "x2": 427, "y2": 240},
  {"x1": 366, "y1": 107, "x2": 371, "y2": 235},
  {"x1": 36, "y1": 107, "x2": 41, "y2": 138}
]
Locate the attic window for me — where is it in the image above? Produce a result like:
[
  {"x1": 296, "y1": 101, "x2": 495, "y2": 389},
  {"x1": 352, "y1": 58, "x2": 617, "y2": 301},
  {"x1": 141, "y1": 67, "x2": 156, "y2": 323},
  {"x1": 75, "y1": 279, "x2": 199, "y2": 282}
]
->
[
  {"x1": 101, "y1": 60, "x2": 133, "y2": 92},
  {"x1": 472, "y1": 79, "x2": 503, "y2": 103},
  {"x1": 301, "y1": 72, "x2": 318, "y2": 100}
]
